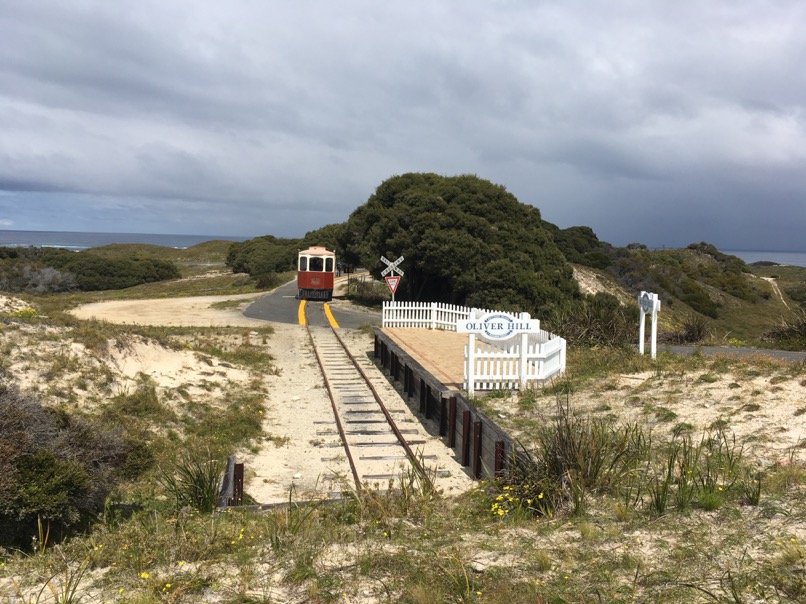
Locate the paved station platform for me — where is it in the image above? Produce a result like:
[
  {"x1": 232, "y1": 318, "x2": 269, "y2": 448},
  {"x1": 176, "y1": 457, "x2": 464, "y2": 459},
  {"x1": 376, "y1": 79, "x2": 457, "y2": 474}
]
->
[
  {"x1": 377, "y1": 327, "x2": 468, "y2": 392},
  {"x1": 372, "y1": 326, "x2": 517, "y2": 481}
]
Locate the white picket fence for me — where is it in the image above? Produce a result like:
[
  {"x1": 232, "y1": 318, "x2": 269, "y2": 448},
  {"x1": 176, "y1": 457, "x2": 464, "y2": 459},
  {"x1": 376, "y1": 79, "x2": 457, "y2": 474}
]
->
[
  {"x1": 382, "y1": 301, "x2": 566, "y2": 393},
  {"x1": 382, "y1": 300, "x2": 479, "y2": 330}
]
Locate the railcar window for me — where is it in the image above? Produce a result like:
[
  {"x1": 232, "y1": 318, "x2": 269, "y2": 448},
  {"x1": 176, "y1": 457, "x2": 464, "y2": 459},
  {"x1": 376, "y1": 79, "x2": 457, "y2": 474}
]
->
[
  {"x1": 299, "y1": 257, "x2": 308, "y2": 271},
  {"x1": 309, "y1": 257, "x2": 324, "y2": 272},
  {"x1": 325, "y1": 257, "x2": 334, "y2": 272}
]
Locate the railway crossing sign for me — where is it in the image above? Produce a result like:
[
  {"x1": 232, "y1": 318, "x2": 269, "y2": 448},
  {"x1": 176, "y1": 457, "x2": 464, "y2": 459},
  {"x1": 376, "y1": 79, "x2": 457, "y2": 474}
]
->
[
  {"x1": 380, "y1": 255, "x2": 404, "y2": 301},
  {"x1": 380, "y1": 255, "x2": 404, "y2": 277}
]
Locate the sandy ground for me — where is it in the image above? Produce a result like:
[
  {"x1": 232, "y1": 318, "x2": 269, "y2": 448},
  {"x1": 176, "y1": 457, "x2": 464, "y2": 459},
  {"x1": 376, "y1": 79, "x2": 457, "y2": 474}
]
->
[
  {"x1": 70, "y1": 292, "x2": 268, "y2": 327},
  {"x1": 4, "y1": 288, "x2": 804, "y2": 504},
  {"x1": 1, "y1": 292, "x2": 473, "y2": 504}
]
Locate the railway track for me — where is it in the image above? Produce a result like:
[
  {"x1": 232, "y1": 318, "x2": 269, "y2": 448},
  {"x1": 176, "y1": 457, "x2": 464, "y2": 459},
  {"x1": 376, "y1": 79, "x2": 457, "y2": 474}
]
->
[{"x1": 304, "y1": 303, "x2": 441, "y2": 493}]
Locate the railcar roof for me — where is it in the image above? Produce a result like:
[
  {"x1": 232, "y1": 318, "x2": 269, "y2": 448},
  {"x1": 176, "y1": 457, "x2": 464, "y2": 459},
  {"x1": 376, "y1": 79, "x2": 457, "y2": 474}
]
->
[{"x1": 299, "y1": 246, "x2": 335, "y2": 256}]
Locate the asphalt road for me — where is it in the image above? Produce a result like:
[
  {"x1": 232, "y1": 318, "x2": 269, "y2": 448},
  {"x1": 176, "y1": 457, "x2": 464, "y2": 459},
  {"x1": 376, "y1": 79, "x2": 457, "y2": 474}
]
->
[
  {"x1": 660, "y1": 344, "x2": 806, "y2": 362},
  {"x1": 243, "y1": 278, "x2": 381, "y2": 329},
  {"x1": 244, "y1": 280, "x2": 805, "y2": 360}
]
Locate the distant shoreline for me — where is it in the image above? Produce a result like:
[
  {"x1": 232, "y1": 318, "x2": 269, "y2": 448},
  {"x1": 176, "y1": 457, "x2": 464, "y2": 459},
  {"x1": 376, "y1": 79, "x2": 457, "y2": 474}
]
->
[
  {"x1": 2, "y1": 230, "x2": 805, "y2": 268},
  {"x1": 0, "y1": 229, "x2": 248, "y2": 251},
  {"x1": 720, "y1": 249, "x2": 806, "y2": 268}
]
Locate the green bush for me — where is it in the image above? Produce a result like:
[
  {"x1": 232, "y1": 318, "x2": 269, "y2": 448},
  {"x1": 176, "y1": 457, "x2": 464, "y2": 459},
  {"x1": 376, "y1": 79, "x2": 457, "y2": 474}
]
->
[
  {"x1": 11, "y1": 448, "x2": 90, "y2": 526},
  {"x1": 347, "y1": 278, "x2": 390, "y2": 307},
  {"x1": 544, "y1": 224, "x2": 613, "y2": 270},
  {"x1": 0, "y1": 383, "x2": 144, "y2": 550},
  {"x1": 338, "y1": 173, "x2": 579, "y2": 314},
  {"x1": 762, "y1": 309, "x2": 806, "y2": 350},
  {"x1": 545, "y1": 292, "x2": 638, "y2": 347},
  {"x1": 54, "y1": 254, "x2": 180, "y2": 290},
  {"x1": 159, "y1": 449, "x2": 224, "y2": 514},
  {"x1": 0, "y1": 246, "x2": 180, "y2": 292},
  {"x1": 255, "y1": 271, "x2": 289, "y2": 290},
  {"x1": 662, "y1": 313, "x2": 709, "y2": 344},
  {"x1": 785, "y1": 284, "x2": 806, "y2": 307},
  {"x1": 226, "y1": 235, "x2": 298, "y2": 275}
]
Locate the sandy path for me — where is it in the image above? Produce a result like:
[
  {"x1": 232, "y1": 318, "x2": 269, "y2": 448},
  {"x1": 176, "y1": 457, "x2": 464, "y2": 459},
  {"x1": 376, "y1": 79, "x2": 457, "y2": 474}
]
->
[
  {"x1": 246, "y1": 324, "x2": 474, "y2": 503},
  {"x1": 70, "y1": 293, "x2": 269, "y2": 326},
  {"x1": 68, "y1": 293, "x2": 473, "y2": 503},
  {"x1": 763, "y1": 277, "x2": 790, "y2": 310}
]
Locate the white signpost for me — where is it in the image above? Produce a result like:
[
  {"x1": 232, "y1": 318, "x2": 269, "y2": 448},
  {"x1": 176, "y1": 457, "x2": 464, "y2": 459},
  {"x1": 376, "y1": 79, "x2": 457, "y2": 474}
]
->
[
  {"x1": 638, "y1": 291, "x2": 661, "y2": 359},
  {"x1": 457, "y1": 311, "x2": 541, "y2": 396},
  {"x1": 380, "y1": 255, "x2": 404, "y2": 302}
]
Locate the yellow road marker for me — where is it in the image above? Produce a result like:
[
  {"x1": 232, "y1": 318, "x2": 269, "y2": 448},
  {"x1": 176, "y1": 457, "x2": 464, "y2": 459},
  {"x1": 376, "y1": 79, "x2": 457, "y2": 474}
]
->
[
  {"x1": 297, "y1": 300, "x2": 306, "y2": 325},
  {"x1": 324, "y1": 303, "x2": 340, "y2": 329}
]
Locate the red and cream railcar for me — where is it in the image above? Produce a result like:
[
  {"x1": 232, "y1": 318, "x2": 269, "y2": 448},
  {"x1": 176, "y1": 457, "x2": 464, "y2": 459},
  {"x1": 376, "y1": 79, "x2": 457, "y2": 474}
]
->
[{"x1": 297, "y1": 246, "x2": 335, "y2": 301}]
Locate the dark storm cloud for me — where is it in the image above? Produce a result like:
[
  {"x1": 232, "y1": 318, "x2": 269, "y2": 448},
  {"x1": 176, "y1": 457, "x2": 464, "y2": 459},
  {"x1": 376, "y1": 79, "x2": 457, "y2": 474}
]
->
[{"x1": 1, "y1": 0, "x2": 804, "y2": 247}]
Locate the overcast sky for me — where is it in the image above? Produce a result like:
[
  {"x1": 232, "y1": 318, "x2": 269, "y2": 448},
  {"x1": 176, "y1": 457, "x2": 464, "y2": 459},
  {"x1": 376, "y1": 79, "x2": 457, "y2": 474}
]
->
[{"x1": 1, "y1": 1, "x2": 804, "y2": 250}]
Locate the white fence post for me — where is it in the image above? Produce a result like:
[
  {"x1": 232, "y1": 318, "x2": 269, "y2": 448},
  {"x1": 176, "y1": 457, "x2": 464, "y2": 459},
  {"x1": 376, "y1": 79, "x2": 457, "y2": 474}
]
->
[
  {"x1": 467, "y1": 333, "x2": 476, "y2": 397},
  {"x1": 519, "y1": 312, "x2": 529, "y2": 388}
]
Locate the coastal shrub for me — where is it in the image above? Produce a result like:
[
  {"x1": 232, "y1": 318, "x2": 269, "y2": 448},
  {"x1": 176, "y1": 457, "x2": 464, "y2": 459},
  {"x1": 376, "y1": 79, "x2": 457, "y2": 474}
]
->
[
  {"x1": 545, "y1": 292, "x2": 637, "y2": 347},
  {"x1": 601, "y1": 244, "x2": 776, "y2": 321},
  {"x1": 661, "y1": 313, "x2": 709, "y2": 344},
  {"x1": 0, "y1": 247, "x2": 180, "y2": 292},
  {"x1": 539, "y1": 399, "x2": 646, "y2": 494},
  {"x1": 53, "y1": 254, "x2": 180, "y2": 290},
  {"x1": 677, "y1": 275, "x2": 720, "y2": 318},
  {"x1": 226, "y1": 235, "x2": 298, "y2": 275},
  {"x1": 159, "y1": 448, "x2": 224, "y2": 514},
  {"x1": 347, "y1": 278, "x2": 389, "y2": 307},
  {"x1": 0, "y1": 384, "x2": 142, "y2": 550},
  {"x1": 543, "y1": 224, "x2": 613, "y2": 270},
  {"x1": 762, "y1": 309, "x2": 806, "y2": 350},
  {"x1": 487, "y1": 399, "x2": 647, "y2": 518},
  {"x1": 785, "y1": 283, "x2": 806, "y2": 308},
  {"x1": 0, "y1": 263, "x2": 79, "y2": 294},
  {"x1": 337, "y1": 173, "x2": 579, "y2": 313},
  {"x1": 254, "y1": 272, "x2": 285, "y2": 290}
]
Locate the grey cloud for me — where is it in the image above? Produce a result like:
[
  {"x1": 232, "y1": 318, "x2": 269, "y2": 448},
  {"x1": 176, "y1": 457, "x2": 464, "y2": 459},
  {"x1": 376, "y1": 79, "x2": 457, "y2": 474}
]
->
[{"x1": 1, "y1": 0, "x2": 805, "y2": 247}]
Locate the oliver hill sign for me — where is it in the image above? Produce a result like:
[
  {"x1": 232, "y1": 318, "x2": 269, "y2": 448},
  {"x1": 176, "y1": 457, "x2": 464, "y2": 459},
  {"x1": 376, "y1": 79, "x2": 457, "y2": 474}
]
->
[{"x1": 457, "y1": 312, "x2": 540, "y2": 340}]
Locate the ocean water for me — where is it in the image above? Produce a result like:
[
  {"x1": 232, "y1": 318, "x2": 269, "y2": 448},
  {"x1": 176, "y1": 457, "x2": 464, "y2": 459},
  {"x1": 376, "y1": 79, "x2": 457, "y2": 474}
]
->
[
  {"x1": 721, "y1": 249, "x2": 806, "y2": 268},
  {"x1": 3, "y1": 231, "x2": 805, "y2": 267},
  {"x1": 0, "y1": 230, "x2": 247, "y2": 251}
]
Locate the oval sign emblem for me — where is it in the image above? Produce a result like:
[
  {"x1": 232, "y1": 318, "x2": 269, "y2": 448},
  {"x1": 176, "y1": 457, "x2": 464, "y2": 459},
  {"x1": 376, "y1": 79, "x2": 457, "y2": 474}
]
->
[{"x1": 481, "y1": 313, "x2": 516, "y2": 339}]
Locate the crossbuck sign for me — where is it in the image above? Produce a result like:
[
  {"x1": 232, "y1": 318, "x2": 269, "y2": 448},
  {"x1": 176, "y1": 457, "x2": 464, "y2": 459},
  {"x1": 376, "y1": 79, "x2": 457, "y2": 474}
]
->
[{"x1": 380, "y1": 255, "x2": 404, "y2": 301}]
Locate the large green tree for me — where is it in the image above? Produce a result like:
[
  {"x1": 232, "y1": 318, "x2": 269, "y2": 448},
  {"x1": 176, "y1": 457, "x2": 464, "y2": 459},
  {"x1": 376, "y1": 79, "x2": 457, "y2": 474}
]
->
[
  {"x1": 225, "y1": 235, "x2": 299, "y2": 275},
  {"x1": 338, "y1": 173, "x2": 579, "y2": 314}
]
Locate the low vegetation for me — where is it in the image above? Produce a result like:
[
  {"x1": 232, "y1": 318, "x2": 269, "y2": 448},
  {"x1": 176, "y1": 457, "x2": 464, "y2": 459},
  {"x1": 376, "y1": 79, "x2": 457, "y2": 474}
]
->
[
  {"x1": 0, "y1": 246, "x2": 180, "y2": 293},
  {"x1": 762, "y1": 308, "x2": 806, "y2": 350},
  {"x1": 1, "y1": 199, "x2": 805, "y2": 600},
  {"x1": 2, "y1": 262, "x2": 806, "y2": 601},
  {"x1": 0, "y1": 383, "x2": 146, "y2": 550}
]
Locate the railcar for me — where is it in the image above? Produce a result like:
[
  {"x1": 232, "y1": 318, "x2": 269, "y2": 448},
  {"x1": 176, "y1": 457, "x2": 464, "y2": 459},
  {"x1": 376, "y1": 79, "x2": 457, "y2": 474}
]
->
[{"x1": 297, "y1": 246, "x2": 336, "y2": 301}]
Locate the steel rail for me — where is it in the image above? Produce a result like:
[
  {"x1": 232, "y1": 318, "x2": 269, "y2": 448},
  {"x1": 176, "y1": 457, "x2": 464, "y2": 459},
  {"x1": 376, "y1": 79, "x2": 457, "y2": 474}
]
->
[
  {"x1": 330, "y1": 325, "x2": 434, "y2": 494},
  {"x1": 304, "y1": 314, "x2": 362, "y2": 491},
  {"x1": 304, "y1": 304, "x2": 434, "y2": 493}
]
